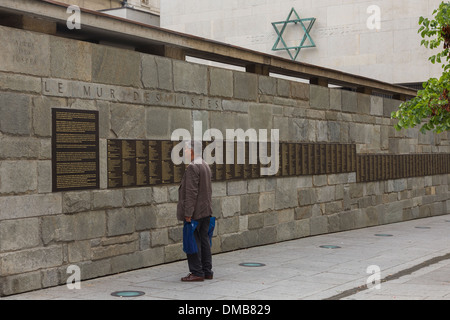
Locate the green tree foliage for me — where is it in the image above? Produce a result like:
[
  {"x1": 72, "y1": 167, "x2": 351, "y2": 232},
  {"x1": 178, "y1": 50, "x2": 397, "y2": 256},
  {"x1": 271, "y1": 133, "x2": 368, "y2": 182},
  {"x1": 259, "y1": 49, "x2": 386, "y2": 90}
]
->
[{"x1": 392, "y1": 1, "x2": 450, "y2": 134}]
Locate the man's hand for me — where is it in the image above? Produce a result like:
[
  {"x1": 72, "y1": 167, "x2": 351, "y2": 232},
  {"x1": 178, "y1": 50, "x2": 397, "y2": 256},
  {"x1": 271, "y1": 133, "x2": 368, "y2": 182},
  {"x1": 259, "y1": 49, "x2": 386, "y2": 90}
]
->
[{"x1": 185, "y1": 216, "x2": 192, "y2": 223}]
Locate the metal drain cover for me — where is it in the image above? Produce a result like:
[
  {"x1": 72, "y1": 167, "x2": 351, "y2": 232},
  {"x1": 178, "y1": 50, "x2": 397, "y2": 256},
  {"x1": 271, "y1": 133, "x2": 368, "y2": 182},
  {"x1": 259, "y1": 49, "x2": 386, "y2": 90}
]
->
[
  {"x1": 111, "y1": 291, "x2": 145, "y2": 297},
  {"x1": 239, "y1": 262, "x2": 266, "y2": 267}
]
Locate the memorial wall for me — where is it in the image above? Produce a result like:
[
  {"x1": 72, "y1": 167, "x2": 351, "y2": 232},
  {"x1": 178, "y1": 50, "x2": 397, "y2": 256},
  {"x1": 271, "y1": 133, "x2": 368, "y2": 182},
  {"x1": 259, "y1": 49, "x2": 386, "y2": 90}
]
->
[{"x1": 1, "y1": 24, "x2": 450, "y2": 296}]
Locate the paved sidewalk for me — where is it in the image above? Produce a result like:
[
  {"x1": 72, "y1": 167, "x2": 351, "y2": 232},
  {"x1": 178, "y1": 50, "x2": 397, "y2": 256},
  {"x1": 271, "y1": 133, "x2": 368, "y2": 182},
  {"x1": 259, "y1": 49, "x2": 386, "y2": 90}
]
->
[{"x1": 2, "y1": 214, "x2": 450, "y2": 300}]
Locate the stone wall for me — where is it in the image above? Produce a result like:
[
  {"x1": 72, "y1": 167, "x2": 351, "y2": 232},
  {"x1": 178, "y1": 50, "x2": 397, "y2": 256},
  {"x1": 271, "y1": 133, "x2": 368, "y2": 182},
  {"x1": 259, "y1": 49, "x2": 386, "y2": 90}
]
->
[{"x1": 1, "y1": 25, "x2": 449, "y2": 296}]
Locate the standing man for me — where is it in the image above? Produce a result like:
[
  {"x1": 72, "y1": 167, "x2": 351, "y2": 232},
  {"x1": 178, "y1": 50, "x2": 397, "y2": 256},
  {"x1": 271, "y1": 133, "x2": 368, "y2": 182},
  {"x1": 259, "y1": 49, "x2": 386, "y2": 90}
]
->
[{"x1": 177, "y1": 141, "x2": 214, "y2": 281}]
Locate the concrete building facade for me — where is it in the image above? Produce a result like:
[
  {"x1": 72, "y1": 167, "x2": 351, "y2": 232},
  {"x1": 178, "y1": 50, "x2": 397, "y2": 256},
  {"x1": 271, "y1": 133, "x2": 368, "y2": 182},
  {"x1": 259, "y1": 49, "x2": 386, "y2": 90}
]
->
[{"x1": 161, "y1": 0, "x2": 444, "y2": 85}]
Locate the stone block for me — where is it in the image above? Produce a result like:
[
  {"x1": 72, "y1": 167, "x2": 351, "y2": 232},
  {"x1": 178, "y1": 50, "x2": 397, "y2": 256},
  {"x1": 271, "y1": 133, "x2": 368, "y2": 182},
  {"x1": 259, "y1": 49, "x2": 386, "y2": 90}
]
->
[
  {"x1": 264, "y1": 211, "x2": 278, "y2": 226},
  {"x1": 41, "y1": 268, "x2": 59, "y2": 289},
  {"x1": 150, "y1": 228, "x2": 169, "y2": 247},
  {"x1": 259, "y1": 75, "x2": 277, "y2": 95},
  {"x1": 382, "y1": 202, "x2": 404, "y2": 224},
  {"x1": 313, "y1": 174, "x2": 327, "y2": 187},
  {"x1": 37, "y1": 160, "x2": 52, "y2": 193},
  {"x1": 62, "y1": 191, "x2": 92, "y2": 214},
  {"x1": 0, "y1": 272, "x2": 42, "y2": 296},
  {"x1": 0, "y1": 161, "x2": 37, "y2": 194},
  {"x1": 107, "y1": 208, "x2": 135, "y2": 236},
  {"x1": 357, "y1": 93, "x2": 371, "y2": 114},
  {"x1": 310, "y1": 216, "x2": 328, "y2": 236},
  {"x1": 383, "y1": 98, "x2": 402, "y2": 118},
  {"x1": 141, "y1": 54, "x2": 173, "y2": 91},
  {"x1": 110, "y1": 103, "x2": 146, "y2": 139},
  {"x1": 257, "y1": 226, "x2": 277, "y2": 245},
  {"x1": 327, "y1": 121, "x2": 341, "y2": 142},
  {"x1": 329, "y1": 89, "x2": 342, "y2": 110},
  {"x1": 135, "y1": 206, "x2": 154, "y2": 231},
  {"x1": 210, "y1": 67, "x2": 233, "y2": 97},
  {"x1": 324, "y1": 201, "x2": 343, "y2": 215},
  {"x1": 328, "y1": 173, "x2": 351, "y2": 185},
  {"x1": 248, "y1": 213, "x2": 264, "y2": 230},
  {"x1": 152, "y1": 186, "x2": 168, "y2": 203},
  {"x1": 68, "y1": 240, "x2": 91, "y2": 262},
  {"x1": 218, "y1": 216, "x2": 239, "y2": 235},
  {"x1": 275, "y1": 178, "x2": 298, "y2": 210},
  {"x1": 92, "y1": 45, "x2": 141, "y2": 87},
  {"x1": 170, "y1": 109, "x2": 192, "y2": 138},
  {"x1": 0, "y1": 92, "x2": 31, "y2": 135},
  {"x1": 0, "y1": 194, "x2": 62, "y2": 220},
  {"x1": 0, "y1": 72, "x2": 41, "y2": 93},
  {"x1": 370, "y1": 95, "x2": 383, "y2": 116},
  {"x1": 0, "y1": 26, "x2": 50, "y2": 76},
  {"x1": 276, "y1": 221, "x2": 297, "y2": 242},
  {"x1": 291, "y1": 82, "x2": 309, "y2": 101},
  {"x1": 227, "y1": 181, "x2": 247, "y2": 196},
  {"x1": 0, "y1": 218, "x2": 40, "y2": 252},
  {"x1": 298, "y1": 189, "x2": 317, "y2": 206},
  {"x1": 220, "y1": 232, "x2": 244, "y2": 251},
  {"x1": 173, "y1": 60, "x2": 207, "y2": 94},
  {"x1": 248, "y1": 103, "x2": 273, "y2": 131},
  {"x1": 247, "y1": 179, "x2": 266, "y2": 194},
  {"x1": 277, "y1": 79, "x2": 290, "y2": 97},
  {"x1": 93, "y1": 190, "x2": 123, "y2": 210},
  {"x1": 316, "y1": 186, "x2": 336, "y2": 203},
  {"x1": 341, "y1": 90, "x2": 357, "y2": 113},
  {"x1": 234, "y1": 72, "x2": 258, "y2": 101},
  {"x1": 310, "y1": 85, "x2": 330, "y2": 110},
  {"x1": 339, "y1": 210, "x2": 357, "y2": 231},
  {"x1": 348, "y1": 183, "x2": 363, "y2": 199},
  {"x1": 241, "y1": 229, "x2": 259, "y2": 247},
  {"x1": 0, "y1": 134, "x2": 41, "y2": 160},
  {"x1": 259, "y1": 192, "x2": 275, "y2": 212},
  {"x1": 222, "y1": 196, "x2": 240, "y2": 217},
  {"x1": 0, "y1": 246, "x2": 63, "y2": 275},
  {"x1": 50, "y1": 36, "x2": 92, "y2": 81},
  {"x1": 124, "y1": 187, "x2": 153, "y2": 207},
  {"x1": 145, "y1": 106, "x2": 170, "y2": 139},
  {"x1": 148, "y1": 203, "x2": 179, "y2": 228},
  {"x1": 289, "y1": 118, "x2": 316, "y2": 142},
  {"x1": 387, "y1": 179, "x2": 407, "y2": 193},
  {"x1": 239, "y1": 215, "x2": 249, "y2": 231},
  {"x1": 295, "y1": 205, "x2": 312, "y2": 220},
  {"x1": 42, "y1": 211, "x2": 106, "y2": 243},
  {"x1": 295, "y1": 219, "x2": 310, "y2": 238}
]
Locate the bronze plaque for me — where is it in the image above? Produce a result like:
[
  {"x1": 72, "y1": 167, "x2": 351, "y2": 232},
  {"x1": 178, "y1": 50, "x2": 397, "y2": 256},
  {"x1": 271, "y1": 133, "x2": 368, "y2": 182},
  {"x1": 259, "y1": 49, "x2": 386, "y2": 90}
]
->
[
  {"x1": 108, "y1": 140, "x2": 122, "y2": 188},
  {"x1": 234, "y1": 143, "x2": 244, "y2": 180},
  {"x1": 52, "y1": 108, "x2": 99, "y2": 192},
  {"x1": 161, "y1": 141, "x2": 174, "y2": 184},
  {"x1": 122, "y1": 140, "x2": 136, "y2": 187},
  {"x1": 336, "y1": 144, "x2": 342, "y2": 173},
  {"x1": 148, "y1": 140, "x2": 162, "y2": 185},
  {"x1": 173, "y1": 141, "x2": 185, "y2": 184},
  {"x1": 243, "y1": 142, "x2": 253, "y2": 179},
  {"x1": 136, "y1": 140, "x2": 149, "y2": 186},
  {"x1": 281, "y1": 143, "x2": 289, "y2": 176}
]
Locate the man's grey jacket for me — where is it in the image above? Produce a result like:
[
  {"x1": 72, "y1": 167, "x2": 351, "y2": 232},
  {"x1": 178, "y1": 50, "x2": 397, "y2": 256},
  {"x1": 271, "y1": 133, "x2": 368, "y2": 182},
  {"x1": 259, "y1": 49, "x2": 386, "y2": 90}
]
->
[{"x1": 177, "y1": 158, "x2": 213, "y2": 221}]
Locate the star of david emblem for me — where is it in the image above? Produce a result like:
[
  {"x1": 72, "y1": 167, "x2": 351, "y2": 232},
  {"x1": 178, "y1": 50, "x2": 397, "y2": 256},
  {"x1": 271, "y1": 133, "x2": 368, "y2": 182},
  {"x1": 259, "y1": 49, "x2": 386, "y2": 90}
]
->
[{"x1": 271, "y1": 8, "x2": 316, "y2": 61}]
